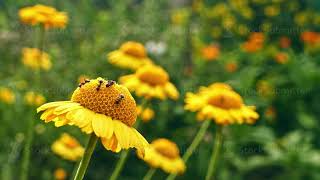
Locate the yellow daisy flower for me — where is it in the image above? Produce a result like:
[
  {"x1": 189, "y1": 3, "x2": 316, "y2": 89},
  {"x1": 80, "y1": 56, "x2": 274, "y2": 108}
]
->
[
  {"x1": 24, "y1": 91, "x2": 46, "y2": 106},
  {"x1": 119, "y1": 64, "x2": 179, "y2": 100},
  {"x1": 54, "y1": 168, "x2": 67, "y2": 180},
  {"x1": 107, "y1": 41, "x2": 153, "y2": 70},
  {"x1": 52, "y1": 133, "x2": 84, "y2": 161},
  {"x1": 0, "y1": 87, "x2": 15, "y2": 104},
  {"x1": 19, "y1": 4, "x2": 68, "y2": 29},
  {"x1": 137, "y1": 106, "x2": 155, "y2": 123},
  {"x1": 184, "y1": 83, "x2": 259, "y2": 125},
  {"x1": 37, "y1": 77, "x2": 148, "y2": 154},
  {"x1": 138, "y1": 138, "x2": 185, "y2": 174},
  {"x1": 22, "y1": 48, "x2": 52, "y2": 71}
]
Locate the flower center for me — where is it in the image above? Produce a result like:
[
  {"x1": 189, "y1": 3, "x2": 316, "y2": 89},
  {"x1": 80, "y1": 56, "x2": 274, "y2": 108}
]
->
[
  {"x1": 207, "y1": 90, "x2": 243, "y2": 109},
  {"x1": 120, "y1": 41, "x2": 147, "y2": 58},
  {"x1": 64, "y1": 139, "x2": 79, "y2": 149},
  {"x1": 71, "y1": 78, "x2": 137, "y2": 127},
  {"x1": 136, "y1": 65, "x2": 169, "y2": 86},
  {"x1": 151, "y1": 138, "x2": 180, "y2": 159}
]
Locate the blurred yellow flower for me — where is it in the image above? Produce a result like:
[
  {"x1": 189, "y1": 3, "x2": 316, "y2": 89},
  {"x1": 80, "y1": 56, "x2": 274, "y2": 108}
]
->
[
  {"x1": 120, "y1": 65, "x2": 179, "y2": 100},
  {"x1": 279, "y1": 36, "x2": 291, "y2": 48},
  {"x1": 24, "y1": 91, "x2": 46, "y2": 106},
  {"x1": 242, "y1": 32, "x2": 265, "y2": 53},
  {"x1": 222, "y1": 16, "x2": 236, "y2": 29},
  {"x1": 54, "y1": 168, "x2": 67, "y2": 180},
  {"x1": 225, "y1": 61, "x2": 238, "y2": 73},
  {"x1": 237, "y1": 24, "x2": 249, "y2": 36},
  {"x1": 264, "y1": 5, "x2": 280, "y2": 17},
  {"x1": 274, "y1": 52, "x2": 289, "y2": 64},
  {"x1": 301, "y1": 31, "x2": 320, "y2": 46},
  {"x1": 185, "y1": 83, "x2": 259, "y2": 125},
  {"x1": 294, "y1": 12, "x2": 309, "y2": 26},
  {"x1": 137, "y1": 106, "x2": 155, "y2": 123},
  {"x1": 52, "y1": 133, "x2": 84, "y2": 161},
  {"x1": 22, "y1": 48, "x2": 52, "y2": 71},
  {"x1": 19, "y1": 4, "x2": 68, "y2": 29},
  {"x1": 107, "y1": 41, "x2": 153, "y2": 70},
  {"x1": 0, "y1": 87, "x2": 15, "y2": 104},
  {"x1": 138, "y1": 138, "x2": 185, "y2": 174},
  {"x1": 256, "y1": 80, "x2": 274, "y2": 98},
  {"x1": 239, "y1": 7, "x2": 253, "y2": 19},
  {"x1": 171, "y1": 8, "x2": 190, "y2": 25},
  {"x1": 201, "y1": 45, "x2": 220, "y2": 61},
  {"x1": 37, "y1": 78, "x2": 148, "y2": 154}
]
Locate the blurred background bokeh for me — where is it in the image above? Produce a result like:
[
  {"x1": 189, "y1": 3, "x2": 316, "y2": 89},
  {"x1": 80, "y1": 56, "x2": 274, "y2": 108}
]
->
[{"x1": 1, "y1": 0, "x2": 320, "y2": 179}]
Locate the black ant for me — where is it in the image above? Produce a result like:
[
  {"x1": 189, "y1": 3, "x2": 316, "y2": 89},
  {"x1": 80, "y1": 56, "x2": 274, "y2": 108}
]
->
[
  {"x1": 106, "y1": 80, "x2": 115, "y2": 87},
  {"x1": 115, "y1": 94, "x2": 125, "y2": 104},
  {"x1": 78, "y1": 79, "x2": 90, "y2": 88},
  {"x1": 96, "y1": 80, "x2": 103, "y2": 91}
]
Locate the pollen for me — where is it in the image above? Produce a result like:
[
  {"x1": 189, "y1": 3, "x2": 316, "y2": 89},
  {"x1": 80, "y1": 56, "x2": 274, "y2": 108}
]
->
[
  {"x1": 120, "y1": 41, "x2": 147, "y2": 58},
  {"x1": 207, "y1": 89, "x2": 243, "y2": 109},
  {"x1": 71, "y1": 77, "x2": 137, "y2": 126},
  {"x1": 151, "y1": 138, "x2": 180, "y2": 159},
  {"x1": 136, "y1": 65, "x2": 169, "y2": 86}
]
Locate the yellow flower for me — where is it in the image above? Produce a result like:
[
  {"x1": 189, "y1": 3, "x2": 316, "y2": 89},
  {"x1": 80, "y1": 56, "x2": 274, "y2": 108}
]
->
[
  {"x1": 256, "y1": 80, "x2": 274, "y2": 98},
  {"x1": 171, "y1": 8, "x2": 190, "y2": 25},
  {"x1": 37, "y1": 78, "x2": 148, "y2": 154},
  {"x1": 24, "y1": 91, "x2": 46, "y2": 106},
  {"x1": 19, "y1": 4, "x2": 68, "y2": 29},
  {"x1": 184, "y1": 83, "x2": 259, "y2": 125},
  {"x1": 107, "y1": 41, "x2": 153, "y2": 70},
  {"x1": 22, "y1": 48, "x2": 52, "y2": 71},
  {"x1": 274, "y1": 52, "x2": 289, "y2": 64},
  {"x1": 0, "y1": 87, "x2": 15, "y2": 104},
  {"x1": 138, "y1": 138, "x2": 185, "y2": 174},
  {"x1": 264, "y1": 5, "x2": 280, "y2": 17},
  {"x1": 51, "y1": 133, "x2": 84, "y2": 161},
  {"x1": 225, "y1": 61, "x2": 238, "y2": 73},
  {"x1": 201, "y1": 45, "x2": 220, "y2": 61},
  {"x1": 54, "y1": 168, "x2": 67, "y2": 180},
  {"x1": 119, "y1": 65, "x2": 179, "y2": 100},
  {"x1": 137, "y1": 106, "x2": 155, "y2": 123}
]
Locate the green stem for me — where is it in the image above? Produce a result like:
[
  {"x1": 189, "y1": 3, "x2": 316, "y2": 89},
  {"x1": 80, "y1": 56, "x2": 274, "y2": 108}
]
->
[
  {"x1": 20, "y1": 26, "x2": 46, "y2": 180},
  {"x1": 205, "y1": 126, "x2": 223, "y2": 180},
  {"x1": 20, "y1": 112, "x2": 35, "y2": 180},
  {"x1": 109, "y1": 150, "x2": 130, "y2": 180},
  {"x1": 73, "y1": 134, "x2": 98, "y2": 180},
  {"x1": 166, "y1": 120, "x2": 211, "y2": 180},
  {"x1": 143, "y1": 168, "x2": 156, "y2": 180}
]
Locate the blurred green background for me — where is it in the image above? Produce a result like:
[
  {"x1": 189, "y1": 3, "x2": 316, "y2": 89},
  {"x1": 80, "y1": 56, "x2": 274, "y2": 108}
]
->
[{"x1": 1, "y1": 0, "x2": 320, "y2": 179}]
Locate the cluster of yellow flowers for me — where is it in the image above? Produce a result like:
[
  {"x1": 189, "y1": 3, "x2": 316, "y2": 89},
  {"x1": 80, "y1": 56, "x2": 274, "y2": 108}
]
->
[
  {"x1": 19, "y1": 4, "x2": 68, "y2": 29},
  {"x1": 108, "y1": 41, "x2": 179, "y2": 100},
  {"x1": 21, "y1": 48, "x2": 52, "y2": 71},
  {"x1": 24, "y1": 91, "x2": 46, "y2": 106},
  {"x1": 51, "y1": 133, "x2": 84, "y2": 161}
]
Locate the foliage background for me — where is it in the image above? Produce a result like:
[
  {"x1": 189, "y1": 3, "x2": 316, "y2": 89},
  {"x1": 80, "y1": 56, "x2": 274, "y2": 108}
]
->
[{"x1": 0, "y1": 0, "x2": 320, "y2": 179}]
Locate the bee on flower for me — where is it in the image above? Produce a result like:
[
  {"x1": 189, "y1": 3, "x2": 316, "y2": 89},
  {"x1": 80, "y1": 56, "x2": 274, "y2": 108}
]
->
[
  {"x1": 19, "y1": 4, "x2": 68, "y2": 29},
  {"x1": 120, "y1": 64, "x2": 179, "y2": 100},
  {"x1": 0, "y1": 87, "x2": 15, "y2": 104},
  {"x1": 185, "y1": 83, "x2": 259, "y2": 125},
  {"x1": 107, "y1": 41, "x2": 153, "y2": 70},
  {"x1": 138, "y1": 138, "x2": 186, "y2": 174},
  {"x1": 51, "y1": 133, "x2": 84, "y2": 161},
  {"x1": 38, "y1": 77, "x2": 149, "y2": 178},
  {"x1": 22, "y1": 48, "x2": 52, "y2": 71}
]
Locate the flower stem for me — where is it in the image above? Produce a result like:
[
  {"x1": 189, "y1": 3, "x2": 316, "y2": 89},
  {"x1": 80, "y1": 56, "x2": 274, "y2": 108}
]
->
[
  {"x1": 109, "y1": 98, "x2": 149, "y2": 180},
  {"x1": 143, "y1": 168, "x2": 156, "y2": 180},
  {"x1": 73, "y1": 134, "x2": 98, "y2": 180},
  {"x1": 166, "y1": 120, "x2": 211, "y2": 180},
  {"x1": 20, "y1": 25, "x2": 46, "y2": 180},
  {"x1": 109, "y1": 150, "x2": 130, "y2": 180},
  {"x1": 20, "y1": 112, "x2": 35, "y2": 180},
  {"x1": 205, "y1": 125, "x2": 223, "y2": 180}
]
